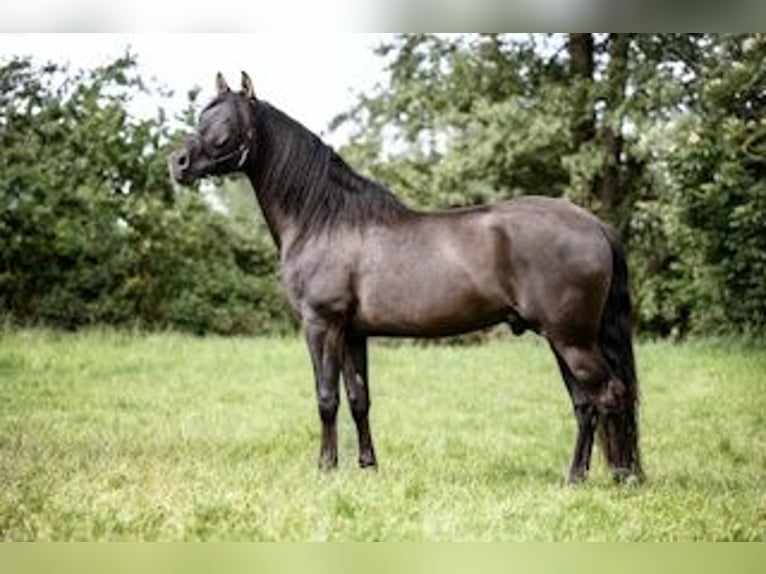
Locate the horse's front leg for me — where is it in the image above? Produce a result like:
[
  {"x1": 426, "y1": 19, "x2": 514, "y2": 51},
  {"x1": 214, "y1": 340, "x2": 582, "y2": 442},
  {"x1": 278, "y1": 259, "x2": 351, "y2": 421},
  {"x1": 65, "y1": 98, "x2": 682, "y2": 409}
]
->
[
  {"x1": 342, "y1": 334, "x2": 377, "y2": 468},
  {"x1": 304, "y1": 319, "x2": 344, "y2": 470}
]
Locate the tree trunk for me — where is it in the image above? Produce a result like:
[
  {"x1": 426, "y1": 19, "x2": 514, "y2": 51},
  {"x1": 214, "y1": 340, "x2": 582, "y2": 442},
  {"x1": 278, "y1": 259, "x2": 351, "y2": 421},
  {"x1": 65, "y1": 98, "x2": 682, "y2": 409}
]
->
[
  {"x1": 598, "y1": 33, "x2": 631, "y2": 216},
  {"x1": 568, "y1": 33, "x2": 596, "y2": 147}
]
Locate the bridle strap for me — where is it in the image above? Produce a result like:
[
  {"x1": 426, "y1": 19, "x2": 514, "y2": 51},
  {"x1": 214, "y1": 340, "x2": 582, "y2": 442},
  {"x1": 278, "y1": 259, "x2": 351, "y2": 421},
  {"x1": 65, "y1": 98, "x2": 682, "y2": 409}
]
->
[{"x1": 207, "y1": 139, "x2": 250, "y2": 170}]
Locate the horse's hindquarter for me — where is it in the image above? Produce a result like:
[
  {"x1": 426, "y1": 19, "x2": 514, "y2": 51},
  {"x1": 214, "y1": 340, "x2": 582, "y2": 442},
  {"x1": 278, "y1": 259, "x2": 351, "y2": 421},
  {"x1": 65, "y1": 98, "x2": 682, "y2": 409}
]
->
[
  {"x1": 499, "y1": 197, "x2": 614, "y2": 343},
  {"x1": 354, "y1": 197, "x2": 613, "y2": 340}
]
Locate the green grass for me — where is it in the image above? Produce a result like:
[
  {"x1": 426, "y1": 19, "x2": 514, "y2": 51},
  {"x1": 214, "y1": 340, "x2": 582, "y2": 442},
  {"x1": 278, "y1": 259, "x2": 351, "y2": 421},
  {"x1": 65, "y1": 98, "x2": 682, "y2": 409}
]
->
[{"x1": 0, "y1": 329, "x2": 764, "y2": 540}]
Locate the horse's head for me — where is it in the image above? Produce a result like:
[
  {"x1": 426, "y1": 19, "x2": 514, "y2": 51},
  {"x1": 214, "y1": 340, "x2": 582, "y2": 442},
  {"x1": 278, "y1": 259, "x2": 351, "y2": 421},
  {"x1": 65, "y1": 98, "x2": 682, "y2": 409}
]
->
[{"x1": 170, "y1": 71, "x2": 256, "y2": 185}]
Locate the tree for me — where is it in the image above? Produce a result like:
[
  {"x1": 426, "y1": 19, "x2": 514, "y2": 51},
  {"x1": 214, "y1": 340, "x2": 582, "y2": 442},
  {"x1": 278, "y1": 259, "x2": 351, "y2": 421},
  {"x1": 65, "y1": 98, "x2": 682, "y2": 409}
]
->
[
  {"x1": 333, "y1": 34, "x2": 645, "y2": 228},
  {"x1": 666, "y1": 34, "x2": 766, "y2": 333},
  {"x1": 0, "y1": 55, "x2": 293, "y2": 334}
]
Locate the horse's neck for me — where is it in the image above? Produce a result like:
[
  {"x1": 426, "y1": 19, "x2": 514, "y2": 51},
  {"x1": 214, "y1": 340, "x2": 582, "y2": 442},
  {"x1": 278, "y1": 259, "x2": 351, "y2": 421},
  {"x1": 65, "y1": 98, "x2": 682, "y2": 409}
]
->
[
  {"x1": 246, "y1": 171, "x2": 288, "y2": 252},
  {"x1": 244, "y1": 104, "x2": 411, "y2": 251},
  {"x1": 244, "y1": 106, "x2": 327, "y2": 252},
  {"x1": 242, "y1": 108, "x2": 289, "y2": 250}
]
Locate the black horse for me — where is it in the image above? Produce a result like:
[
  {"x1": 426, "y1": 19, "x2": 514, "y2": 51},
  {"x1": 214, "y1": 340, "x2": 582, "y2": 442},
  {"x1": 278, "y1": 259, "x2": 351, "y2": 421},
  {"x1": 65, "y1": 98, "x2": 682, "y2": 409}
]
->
[{"x1": 170, "y1": 72, "x2": 643, "y2": 483}]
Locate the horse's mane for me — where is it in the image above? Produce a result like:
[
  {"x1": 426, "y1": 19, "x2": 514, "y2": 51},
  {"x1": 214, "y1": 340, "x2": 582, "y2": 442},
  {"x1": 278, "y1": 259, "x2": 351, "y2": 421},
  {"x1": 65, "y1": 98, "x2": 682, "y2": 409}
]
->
[{"x1": 250, "y1": 102, "x2": 411, "y2": 242}]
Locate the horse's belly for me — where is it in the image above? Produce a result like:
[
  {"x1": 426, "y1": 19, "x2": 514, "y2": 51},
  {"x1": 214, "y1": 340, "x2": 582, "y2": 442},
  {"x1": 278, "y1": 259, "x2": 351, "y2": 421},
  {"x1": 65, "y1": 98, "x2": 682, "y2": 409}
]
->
[
  {"x1": 353, "y1": 273, "x2": 511, "y2": 337},
  {"x1": 354, "y1": 313, "x2": 507, "y2": 338}
]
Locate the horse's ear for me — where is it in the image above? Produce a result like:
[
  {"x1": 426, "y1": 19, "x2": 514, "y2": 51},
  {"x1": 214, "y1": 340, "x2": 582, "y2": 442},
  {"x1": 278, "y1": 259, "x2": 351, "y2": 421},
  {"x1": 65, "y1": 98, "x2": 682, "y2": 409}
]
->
[
  {"x1": 215, "y1": 72, "x2": 230, "y2": 95},
  {"x1": 241, "y1": 71, "x2": 256, "y2": 100}
]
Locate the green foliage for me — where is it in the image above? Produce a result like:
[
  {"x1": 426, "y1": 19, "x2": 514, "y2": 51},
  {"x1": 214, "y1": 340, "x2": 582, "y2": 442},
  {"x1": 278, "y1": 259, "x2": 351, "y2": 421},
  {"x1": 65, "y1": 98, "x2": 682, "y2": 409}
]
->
[
  {"x1": 630, "y1": 35, "x2": 766, "y2": 335},
  {"x1": 671, "y1": 37, "x2": 766, "y2": 333},
  {"x1": 1, "y1": 330, "x2": 765, "y2": 540},
  {"x1": 334, "y1": 34, "x2": 573, "y2": 208},
  {"x1": 0, "y1": 56, "x2": 292, "y2": 335}
]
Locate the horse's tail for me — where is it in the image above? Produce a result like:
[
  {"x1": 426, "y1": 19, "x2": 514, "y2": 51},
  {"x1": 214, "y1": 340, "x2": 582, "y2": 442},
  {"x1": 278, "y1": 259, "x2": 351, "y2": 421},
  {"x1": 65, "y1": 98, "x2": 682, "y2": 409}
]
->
[{"x1": 597, "y1": 224, "x2": 643, "y2": 481}]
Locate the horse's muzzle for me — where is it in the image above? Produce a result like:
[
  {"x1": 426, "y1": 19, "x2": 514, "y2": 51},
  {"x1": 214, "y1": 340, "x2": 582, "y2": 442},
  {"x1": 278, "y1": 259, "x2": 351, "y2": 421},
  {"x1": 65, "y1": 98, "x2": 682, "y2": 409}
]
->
[{"x1": 169, "y1": 148, "x2": 194, "y2": 185}]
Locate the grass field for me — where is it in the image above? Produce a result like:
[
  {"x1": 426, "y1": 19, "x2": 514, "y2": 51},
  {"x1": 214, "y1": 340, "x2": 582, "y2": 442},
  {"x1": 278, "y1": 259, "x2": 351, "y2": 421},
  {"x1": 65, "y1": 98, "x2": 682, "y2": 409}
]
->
[{"x1": 0, "y1": 329, "x2": 764, "y2": 540}]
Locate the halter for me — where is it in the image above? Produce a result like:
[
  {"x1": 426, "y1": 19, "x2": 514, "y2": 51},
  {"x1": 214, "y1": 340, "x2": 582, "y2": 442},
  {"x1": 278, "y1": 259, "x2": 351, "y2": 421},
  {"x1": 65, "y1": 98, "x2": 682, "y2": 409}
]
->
[{"x1": 206, "y1": 137, "x2": 251, "y2": 170}]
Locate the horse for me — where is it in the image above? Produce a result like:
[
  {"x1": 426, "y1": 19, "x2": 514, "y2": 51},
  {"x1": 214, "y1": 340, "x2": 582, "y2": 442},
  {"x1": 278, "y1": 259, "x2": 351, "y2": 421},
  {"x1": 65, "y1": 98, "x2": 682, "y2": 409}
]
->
[{"x1": 169, "y1": 71, "x2": 643, "y2": 484}]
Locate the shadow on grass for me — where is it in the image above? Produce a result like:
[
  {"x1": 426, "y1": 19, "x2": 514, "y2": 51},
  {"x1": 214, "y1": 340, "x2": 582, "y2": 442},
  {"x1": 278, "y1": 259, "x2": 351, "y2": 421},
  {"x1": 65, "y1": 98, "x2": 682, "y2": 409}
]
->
[{"x1": 481, "y1": 457, "x2": 565, "y2": 485}]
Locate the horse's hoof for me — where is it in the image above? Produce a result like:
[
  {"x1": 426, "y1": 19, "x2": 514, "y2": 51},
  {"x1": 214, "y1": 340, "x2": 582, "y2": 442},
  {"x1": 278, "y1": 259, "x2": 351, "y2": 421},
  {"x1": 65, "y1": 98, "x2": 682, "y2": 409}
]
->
[
  {"x1": 359, "y1": 451, "x2": 377, "y2": 469},
  {"x1": 318, "y1": 456, "x2": 338, "y2": 472},
  {"x1": 566, "y1": 469, "x2": 588, "y2": 485}
]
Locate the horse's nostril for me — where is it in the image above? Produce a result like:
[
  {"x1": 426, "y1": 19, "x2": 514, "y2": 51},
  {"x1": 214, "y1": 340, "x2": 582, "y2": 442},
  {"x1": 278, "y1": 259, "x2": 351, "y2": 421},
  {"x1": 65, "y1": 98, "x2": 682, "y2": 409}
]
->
[{"x1": 176, "y1": 151, "x2": 189, "y2": 170}]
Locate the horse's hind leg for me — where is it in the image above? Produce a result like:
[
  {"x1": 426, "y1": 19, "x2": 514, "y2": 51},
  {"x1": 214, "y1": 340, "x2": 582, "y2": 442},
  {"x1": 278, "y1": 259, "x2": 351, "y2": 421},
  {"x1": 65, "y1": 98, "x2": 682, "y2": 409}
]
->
[
  {"x1": 552, "y1": 340, "x2": 637, "y2": 483},
  {"x1": 341, "y1": 334, "x2": 377, "y2": 468},
  {"x1": 551, "y1": 346, "x2": 598, "y2": 483}
]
